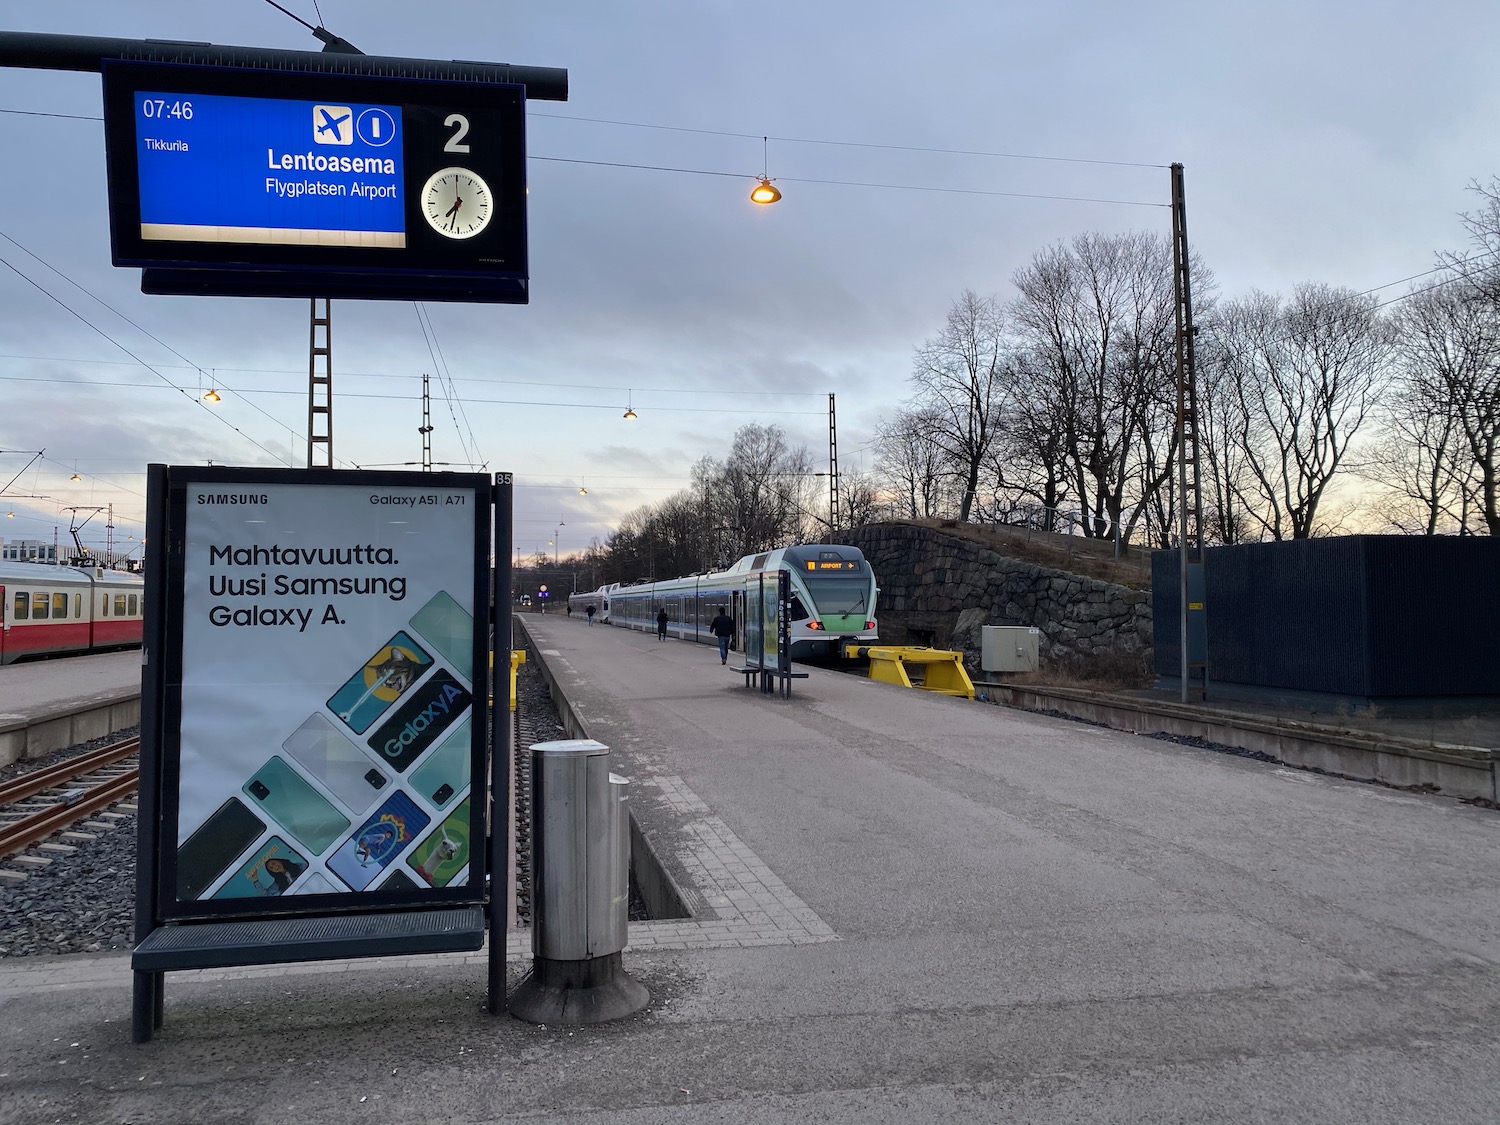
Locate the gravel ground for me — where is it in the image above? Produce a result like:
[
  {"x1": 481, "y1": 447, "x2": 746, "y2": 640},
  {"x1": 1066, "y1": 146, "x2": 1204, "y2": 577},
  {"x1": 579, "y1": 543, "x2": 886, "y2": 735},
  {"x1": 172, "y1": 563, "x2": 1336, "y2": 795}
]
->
[
  {"x1": 0, "y1": 645, "x2": 637, "y2": 959},
  {"x1": 0, "y1": 726, "x2": 140, "y2": 958}
]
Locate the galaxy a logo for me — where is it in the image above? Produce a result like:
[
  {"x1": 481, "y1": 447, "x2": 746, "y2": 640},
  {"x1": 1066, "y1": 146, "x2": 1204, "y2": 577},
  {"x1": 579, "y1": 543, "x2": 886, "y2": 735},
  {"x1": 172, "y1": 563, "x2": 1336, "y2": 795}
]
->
[{"x1": 368, "y1": 668, "x2": 470, "y2": 772}]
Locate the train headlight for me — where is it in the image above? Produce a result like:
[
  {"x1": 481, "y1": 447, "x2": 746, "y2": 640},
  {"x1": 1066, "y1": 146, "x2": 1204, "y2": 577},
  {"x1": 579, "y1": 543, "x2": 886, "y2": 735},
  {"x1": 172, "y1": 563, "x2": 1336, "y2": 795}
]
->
[
  {"x1": 806, "y1": 621, "x2": 823, "y2": 630},
  {"x1": 865, "y1": 620, "x2": 876, "y2": 630}
]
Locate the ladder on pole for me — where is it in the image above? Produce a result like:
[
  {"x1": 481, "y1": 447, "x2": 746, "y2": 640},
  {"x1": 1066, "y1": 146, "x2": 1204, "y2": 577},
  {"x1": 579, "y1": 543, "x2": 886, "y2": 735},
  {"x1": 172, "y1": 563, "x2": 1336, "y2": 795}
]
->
[
  {"x1": 828, "y1": 392, "x2": 839, "y2": 539},
  {"x1": 420, "y1": 373, "x2": 434, "y2": 471},
  {"x1": 307, "y1": 298, "x2": 333, "y2": 468}
]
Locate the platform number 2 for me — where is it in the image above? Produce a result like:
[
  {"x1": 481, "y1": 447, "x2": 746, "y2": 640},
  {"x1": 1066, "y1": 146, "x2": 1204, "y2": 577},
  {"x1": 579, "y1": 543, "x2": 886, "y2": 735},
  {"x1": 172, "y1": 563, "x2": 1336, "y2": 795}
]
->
[{"x1": 444, "y1": 114, "x2": 471, "y2": 153}]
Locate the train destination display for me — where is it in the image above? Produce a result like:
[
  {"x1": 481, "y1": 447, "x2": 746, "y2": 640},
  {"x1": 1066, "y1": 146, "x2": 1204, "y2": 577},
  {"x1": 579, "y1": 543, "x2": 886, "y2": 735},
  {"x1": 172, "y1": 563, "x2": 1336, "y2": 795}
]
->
[
  {"x1": 133, "y1": 92, "x2": 406, "y2": 248},
  {"x1": 101, "y1": 62, "x2": 527, "y2": 301},
  {"x1": 158, "y1": 471, "x2": 491, "y2": 918}
]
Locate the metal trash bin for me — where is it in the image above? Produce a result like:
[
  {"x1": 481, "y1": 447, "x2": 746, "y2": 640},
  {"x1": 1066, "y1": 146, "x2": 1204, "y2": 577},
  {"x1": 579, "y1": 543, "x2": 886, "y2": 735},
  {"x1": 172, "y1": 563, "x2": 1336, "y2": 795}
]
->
[{"x1": 508, "y1": 739, "x2": 649, "y2": 1024}]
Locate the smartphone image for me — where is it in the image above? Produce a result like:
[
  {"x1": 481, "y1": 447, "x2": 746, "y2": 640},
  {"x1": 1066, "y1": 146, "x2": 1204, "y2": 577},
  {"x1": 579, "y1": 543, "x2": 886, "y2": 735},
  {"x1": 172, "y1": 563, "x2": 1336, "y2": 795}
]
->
[
  {"x1": 379, "y1": 868, "x2": 419, "y2": 892},
  {"x1": 325, "y1": 790, "x2": 430, "y2": 891},
  {"x1": 409, "y1": 590, "x2": 474, "y2": 683},
  {"x1": 409, "y1": 718, "x2": 471, "y2": 809},
  {"x1": 212, "y1": 836, "x2": 308, "y2": 899},
  {"x1": 281, "y1": 713, "x2": 389, "y2": 814},
  {"x1": 176, "y1": 797, "x2": 267, "y2": 901},
  {"x1": 365, "y1": 668, "x2": 471, "y2": 773},
  {"x1": 409, "y1": 798, "x2": 471, "y2": 888},
  {"x1": 295, "y1": 871, "x2": 340, "y2": 895},
  {"x1": 243, "y1": 756, "x2": 351, "y2": 855},
  {"x1": 327, "y1": 630, "x2": 434, "y2": 734}
]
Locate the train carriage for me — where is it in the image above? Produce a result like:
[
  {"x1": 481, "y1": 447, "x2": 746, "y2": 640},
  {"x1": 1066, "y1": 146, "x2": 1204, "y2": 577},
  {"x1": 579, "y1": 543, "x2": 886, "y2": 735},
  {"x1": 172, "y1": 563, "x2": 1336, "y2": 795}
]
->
[
  {"x1": 572, "y1": 544, "x2": 878, "y2": 660},
  {"x1": 0, "y1": 561, "x2": 145, "y2": 664}
]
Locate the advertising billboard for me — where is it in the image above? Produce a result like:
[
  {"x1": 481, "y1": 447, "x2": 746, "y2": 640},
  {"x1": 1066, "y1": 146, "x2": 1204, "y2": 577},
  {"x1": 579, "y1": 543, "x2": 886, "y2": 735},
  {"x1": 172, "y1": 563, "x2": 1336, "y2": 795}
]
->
[
  {"x1": 101, "y1": 61, "x2": 527, "y2": 301},
  {"x1": 153, "y1": 468, "x2": 491, "y2": 919}
]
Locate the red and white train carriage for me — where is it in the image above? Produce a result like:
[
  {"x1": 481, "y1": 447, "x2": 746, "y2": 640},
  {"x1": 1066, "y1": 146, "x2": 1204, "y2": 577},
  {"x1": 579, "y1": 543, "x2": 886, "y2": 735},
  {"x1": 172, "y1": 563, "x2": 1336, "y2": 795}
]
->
[{"x1": 0, "y1": 561, "x2": 144, "y2": 664}]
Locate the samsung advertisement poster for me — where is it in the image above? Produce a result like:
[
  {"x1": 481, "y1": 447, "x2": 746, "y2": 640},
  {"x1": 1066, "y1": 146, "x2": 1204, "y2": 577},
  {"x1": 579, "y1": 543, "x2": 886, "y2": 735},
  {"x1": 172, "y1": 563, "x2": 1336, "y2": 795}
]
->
[{"x1": 154, "y1": 468, "x2": 491, "y2": 920}]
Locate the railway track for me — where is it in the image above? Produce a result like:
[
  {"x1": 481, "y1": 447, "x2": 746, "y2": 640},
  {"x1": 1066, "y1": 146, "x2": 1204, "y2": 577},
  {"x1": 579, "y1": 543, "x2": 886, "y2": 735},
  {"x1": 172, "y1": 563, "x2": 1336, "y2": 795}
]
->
[{"x1": 0, "y1": 737, "x2": 140, "y2": 867}]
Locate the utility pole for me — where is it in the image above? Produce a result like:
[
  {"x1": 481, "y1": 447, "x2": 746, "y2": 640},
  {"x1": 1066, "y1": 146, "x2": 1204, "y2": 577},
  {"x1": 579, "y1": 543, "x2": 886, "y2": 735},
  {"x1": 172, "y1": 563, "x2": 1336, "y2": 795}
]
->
[
  {"x1": 420, "y1": 373, "x2": 434, "y2": 471},
  {"x1": 1170, "y1": 163, "x2": 1207, "y2": 703},
  {"x1": 828, "y1": 393, "x2": 840, "y2": 540},
  {"x1": 307, "y1": 297, "x2": 333, "y2": 467}
]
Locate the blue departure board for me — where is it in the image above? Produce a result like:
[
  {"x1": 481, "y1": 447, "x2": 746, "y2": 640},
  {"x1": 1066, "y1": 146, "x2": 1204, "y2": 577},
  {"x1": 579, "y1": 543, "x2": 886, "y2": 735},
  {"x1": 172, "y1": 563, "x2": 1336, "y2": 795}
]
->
[
  {"x1": 134, "y1": 92, "x2": 406, "y2": 248},
  {"x1": 103, "y1": 62, "x2": 530, "y2": 303}
]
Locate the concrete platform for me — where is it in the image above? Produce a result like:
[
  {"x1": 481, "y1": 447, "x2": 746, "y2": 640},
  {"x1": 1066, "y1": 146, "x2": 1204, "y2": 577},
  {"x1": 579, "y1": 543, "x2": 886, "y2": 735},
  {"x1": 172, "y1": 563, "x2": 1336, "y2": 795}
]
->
[
  {"x1": 0, "y1": 650, "x2": 142, "y2": 766},
  {"x1": 2, "y1": 617, "x2": 1499, "y2": 1123}
]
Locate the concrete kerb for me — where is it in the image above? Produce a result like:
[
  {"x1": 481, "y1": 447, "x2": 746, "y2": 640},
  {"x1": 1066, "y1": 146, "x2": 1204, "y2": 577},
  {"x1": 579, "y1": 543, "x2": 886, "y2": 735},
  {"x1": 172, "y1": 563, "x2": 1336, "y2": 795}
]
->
[
  {"x1": 0, "y1": 689, "x2": 141, "y2": 768},
  {"x1": 994, "y1": 683, "x2": 1499, "y2": 803}
]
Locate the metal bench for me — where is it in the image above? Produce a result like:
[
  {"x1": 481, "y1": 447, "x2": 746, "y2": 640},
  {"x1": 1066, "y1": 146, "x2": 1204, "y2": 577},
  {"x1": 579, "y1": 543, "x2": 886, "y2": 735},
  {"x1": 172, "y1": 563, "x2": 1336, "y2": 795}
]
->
[
  {"x1": 730, "y1": 664, "x2": 810, "y2": 697},
  {"x1": 131, "y1": 906, "x2": 485, "y2": 1040}
]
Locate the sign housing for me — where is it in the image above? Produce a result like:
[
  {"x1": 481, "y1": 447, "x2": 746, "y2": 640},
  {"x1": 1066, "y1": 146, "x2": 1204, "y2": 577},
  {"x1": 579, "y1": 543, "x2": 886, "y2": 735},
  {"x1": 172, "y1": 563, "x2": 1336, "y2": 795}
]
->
[{"x1": 102, "y1": 61, "x2": 527, "y2": 301}]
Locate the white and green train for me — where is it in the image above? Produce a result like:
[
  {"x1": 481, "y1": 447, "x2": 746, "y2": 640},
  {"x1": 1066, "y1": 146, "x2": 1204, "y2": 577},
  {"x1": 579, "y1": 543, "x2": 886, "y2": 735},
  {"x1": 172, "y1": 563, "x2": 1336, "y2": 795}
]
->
[{"x1": 568, "y1": 544, "x2": 878, "y2": 660}]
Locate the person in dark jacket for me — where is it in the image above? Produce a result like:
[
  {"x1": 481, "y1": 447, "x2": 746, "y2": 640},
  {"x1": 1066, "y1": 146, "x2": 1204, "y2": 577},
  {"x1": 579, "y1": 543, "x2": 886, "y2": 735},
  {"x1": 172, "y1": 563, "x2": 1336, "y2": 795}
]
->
[
  {"x1": 656, "y1": 606, "x2": 669, "y2": 641},
  {"x1": 586, "y1": 603, "x2": 597, "y2": 625},
  {"x1": 709, "y1": 606, "x2": 735, "y2": 664}
]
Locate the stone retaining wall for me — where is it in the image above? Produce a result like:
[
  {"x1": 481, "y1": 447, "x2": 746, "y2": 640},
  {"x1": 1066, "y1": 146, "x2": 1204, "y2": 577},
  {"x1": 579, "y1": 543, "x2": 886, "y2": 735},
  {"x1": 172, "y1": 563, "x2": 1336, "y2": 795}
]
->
[{"x1": 835, "y1": 524, "x2": 1152, "y2": 665}]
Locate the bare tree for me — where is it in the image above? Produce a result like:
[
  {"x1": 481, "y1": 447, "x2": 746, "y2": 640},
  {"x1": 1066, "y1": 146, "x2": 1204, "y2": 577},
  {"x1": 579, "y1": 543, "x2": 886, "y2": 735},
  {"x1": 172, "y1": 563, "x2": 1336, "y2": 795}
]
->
[
  {"x1": 713, "y1": 423, "x2": 814, "y2": 553},
  {"x1": 1196, "y1": 311, "x2": 1265, "y2": 545},
  {"x1": 874, "y1": 407, "x2": 953, "y2": 519},
  {"x1": 975, "y1": 346, "x2": 1072, "y2": 527},
  {"x1": 1373, "y1": 275, "x2": 1500, "y2": 533},
  {"x1": 834, "y1": 470, "x2": 880, "y2": 530},
  {"x1": 908, "y1": 290, "x2": 1013, "y2": 522},
  {"x1": 1217, "y1": 284, "x2": 1389, "y2": 539},
  {"x1": 1008, "y1": 232, "x2": 1184, "y2": 543}
]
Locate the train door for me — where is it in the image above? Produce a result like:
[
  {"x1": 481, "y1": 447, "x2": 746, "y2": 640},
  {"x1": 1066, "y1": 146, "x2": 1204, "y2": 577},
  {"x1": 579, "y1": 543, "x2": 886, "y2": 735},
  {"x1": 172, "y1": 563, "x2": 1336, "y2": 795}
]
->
[
  {"x1": 0, "y1": 584, "x2": 7, "y2": 664},
  {"x1": 731, "y1": 588, "x2": 744, "y2": 654}
]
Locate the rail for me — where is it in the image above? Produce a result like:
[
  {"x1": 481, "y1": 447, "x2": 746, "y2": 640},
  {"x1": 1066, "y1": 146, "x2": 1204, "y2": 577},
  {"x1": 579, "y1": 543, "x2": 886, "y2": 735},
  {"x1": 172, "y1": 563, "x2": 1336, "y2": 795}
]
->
[{"x1": 0, "y1": 737, "x2": 140, "y2": 861}]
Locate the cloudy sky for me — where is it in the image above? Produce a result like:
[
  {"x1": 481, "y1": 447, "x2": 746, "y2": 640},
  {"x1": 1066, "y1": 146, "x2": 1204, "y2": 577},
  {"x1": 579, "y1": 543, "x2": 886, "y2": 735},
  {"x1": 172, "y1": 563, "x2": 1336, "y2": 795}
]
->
[{"x1": 1, "y1": 0, "x2": 1497, "y2": 564}]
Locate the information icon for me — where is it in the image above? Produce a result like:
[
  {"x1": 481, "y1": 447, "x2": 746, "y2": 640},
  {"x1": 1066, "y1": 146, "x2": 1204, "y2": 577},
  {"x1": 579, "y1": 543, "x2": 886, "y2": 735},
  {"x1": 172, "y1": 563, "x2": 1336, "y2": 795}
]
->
[{"x1": 356, "y1": 107, "x2": 397, "y2": 147}]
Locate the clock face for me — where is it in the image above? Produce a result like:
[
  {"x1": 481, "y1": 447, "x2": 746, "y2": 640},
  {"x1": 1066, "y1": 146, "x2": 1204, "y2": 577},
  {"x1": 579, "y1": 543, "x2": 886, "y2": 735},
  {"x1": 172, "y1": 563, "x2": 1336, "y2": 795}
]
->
[{"x1": 421, "y1": 167, "x2": 492, "y2": 239}]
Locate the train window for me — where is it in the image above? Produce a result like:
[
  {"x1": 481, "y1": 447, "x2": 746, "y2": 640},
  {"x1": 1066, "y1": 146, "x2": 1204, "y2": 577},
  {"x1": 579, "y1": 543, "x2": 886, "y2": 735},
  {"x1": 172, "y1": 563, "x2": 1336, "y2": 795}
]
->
[
  {"x1": 101, "y1": 594, "x2": 110, "y2": 616},
  {"x1": 13, "y1": 591, "x2": 27, "y2": 620},
  {"x1": 114, "y1": 593, "x2": 127, "y2": 616},
  {"x1": 52, "y1": 593, "x2": 67, "y2": 618},
  {"x1": 128, "y1": 594, "x2": 138, "y2": 616},
  {"x1": 33, "y1": 592, "x2": 49, "y2": 619},
  {"x1": 74, "y1": 593, "x2": 82, "y2": 618}
]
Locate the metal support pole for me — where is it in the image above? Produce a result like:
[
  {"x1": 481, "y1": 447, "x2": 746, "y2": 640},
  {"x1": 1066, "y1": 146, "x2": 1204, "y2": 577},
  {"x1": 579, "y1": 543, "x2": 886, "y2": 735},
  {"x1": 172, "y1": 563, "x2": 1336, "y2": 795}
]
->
[
  {"x1": 488, "y1": 472, "x2": 514, "y2": 1014},
  {"x1": 131, "y1": 464, "x2": 170, "y2": 1042},
  {"x1": 308, "y1": 298, "x2": 333, "y2": 468},
  {"x1": 1170, "y1": 163, "x2": 1207, "y2": 702},
  {"x1": 828, "y1": 393, "x2": 839, "y2": 540}
]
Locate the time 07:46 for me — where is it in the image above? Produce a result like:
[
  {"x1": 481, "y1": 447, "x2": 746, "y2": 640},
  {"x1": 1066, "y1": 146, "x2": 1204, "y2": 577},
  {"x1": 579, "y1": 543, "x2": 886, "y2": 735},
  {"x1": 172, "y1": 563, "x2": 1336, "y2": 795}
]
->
[{"x1": 141, "y1": 99, "x2": 193, "y2": 120}]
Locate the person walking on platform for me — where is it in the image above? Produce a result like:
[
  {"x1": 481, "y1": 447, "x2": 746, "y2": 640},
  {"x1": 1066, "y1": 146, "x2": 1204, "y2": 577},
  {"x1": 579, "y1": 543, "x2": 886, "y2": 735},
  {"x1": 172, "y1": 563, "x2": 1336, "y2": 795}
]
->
[
  {"x1": 656, "y1": 606, "x2": 669, "y2": 641},
  {"x1": 709, "y1": 605, "x2": 734, "y2": 665},
  {"x1": 586, "y1": 603, "x2": 597, "y2": 625}
]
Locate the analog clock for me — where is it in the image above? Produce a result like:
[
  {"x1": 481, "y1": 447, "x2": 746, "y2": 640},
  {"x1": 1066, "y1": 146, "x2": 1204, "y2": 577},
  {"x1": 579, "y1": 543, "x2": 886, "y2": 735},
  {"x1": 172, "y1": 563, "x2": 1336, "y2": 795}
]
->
[{"x1": 421, "y1": 167, "x2": 493, "y2": 239}]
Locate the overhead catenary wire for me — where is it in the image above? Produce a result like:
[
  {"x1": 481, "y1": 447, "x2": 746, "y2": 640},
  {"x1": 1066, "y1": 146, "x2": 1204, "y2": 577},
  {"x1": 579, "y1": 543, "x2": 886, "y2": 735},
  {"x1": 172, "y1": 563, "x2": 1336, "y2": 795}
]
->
[
  {"x1": 0, "y1": 227, "x2": 346, "y2": 469},
  {"x1": 0, "y1": 372, "x2": 825, "y2": 416},
  {"x1": 0, "y1": 248, "x2": 294, "y2": 470},
  {"x1": 413, "y1": 301, "x2": 486, "y2": 470}
]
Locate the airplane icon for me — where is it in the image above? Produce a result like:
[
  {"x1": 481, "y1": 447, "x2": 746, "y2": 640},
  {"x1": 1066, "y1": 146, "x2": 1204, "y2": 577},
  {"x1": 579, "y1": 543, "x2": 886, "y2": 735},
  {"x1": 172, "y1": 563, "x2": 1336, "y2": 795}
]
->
[{"x1": 312, "y1": 104, "x2": 353, "y2": 145}]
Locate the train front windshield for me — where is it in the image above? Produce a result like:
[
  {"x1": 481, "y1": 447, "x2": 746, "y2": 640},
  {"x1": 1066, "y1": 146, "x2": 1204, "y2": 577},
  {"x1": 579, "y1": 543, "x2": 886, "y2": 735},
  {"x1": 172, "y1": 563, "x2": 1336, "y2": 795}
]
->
[{"x1": 805, "y1": 575, "x2": 870, "y2": 615}]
